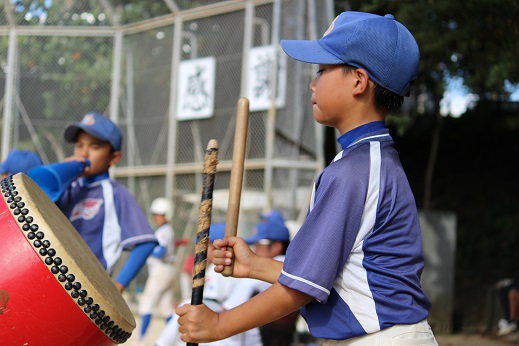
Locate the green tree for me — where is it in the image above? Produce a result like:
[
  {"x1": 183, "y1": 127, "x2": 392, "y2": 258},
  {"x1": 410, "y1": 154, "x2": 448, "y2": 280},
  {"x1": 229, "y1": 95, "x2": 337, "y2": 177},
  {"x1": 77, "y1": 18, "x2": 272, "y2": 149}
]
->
[
  {"x1": 341, "y1": 0, "x2": 519, "y2": 99},
  {"x1": 1, "y1": 0, "x2": 172, "y2": 159},
  {"x1": 336, "y1": 0, "x2": 519, "y2": 209}
]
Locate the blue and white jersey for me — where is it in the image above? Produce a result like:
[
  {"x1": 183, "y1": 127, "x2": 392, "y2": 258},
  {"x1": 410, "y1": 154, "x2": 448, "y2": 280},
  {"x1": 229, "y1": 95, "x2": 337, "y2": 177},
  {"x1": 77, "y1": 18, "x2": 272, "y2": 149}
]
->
[
  {"x1": 57, "y1": 172, "x2": 157, "y2": 274},
  {"x1": 279, "y1": 122, "x2": 431, "y2": 340}
]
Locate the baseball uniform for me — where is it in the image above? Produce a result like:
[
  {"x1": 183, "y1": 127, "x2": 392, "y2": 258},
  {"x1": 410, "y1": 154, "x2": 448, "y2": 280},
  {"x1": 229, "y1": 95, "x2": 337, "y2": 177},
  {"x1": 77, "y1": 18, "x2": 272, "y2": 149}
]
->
[
  {"x1": 139, "y1": 221, "x2": 176, "y2": 318},
  {"x1": 279, "y1": 122, "x2": 432, "y2": 340},
  {"x1": 57, "y1": 172, "x2": 157, "y2": 274}
]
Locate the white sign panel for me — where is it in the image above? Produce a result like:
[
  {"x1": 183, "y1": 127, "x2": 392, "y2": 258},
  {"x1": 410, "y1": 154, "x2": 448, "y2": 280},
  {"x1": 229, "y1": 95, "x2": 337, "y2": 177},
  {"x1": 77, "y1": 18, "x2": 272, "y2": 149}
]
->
[
  {"x1": 176, "y1": 57, "x2": 216, "y2": 120},
  {"x1": 246, "y1": 45, "x2": 287, "y2": 112}
]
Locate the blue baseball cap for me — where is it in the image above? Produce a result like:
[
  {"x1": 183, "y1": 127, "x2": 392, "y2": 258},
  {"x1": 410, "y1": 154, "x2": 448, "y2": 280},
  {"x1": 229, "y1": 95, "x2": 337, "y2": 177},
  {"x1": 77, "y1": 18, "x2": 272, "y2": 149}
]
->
[
  {"x1": 245, "y1": 221, "x2": 290, "y2": 245},
  {"x1": 63, "y1": 112, "x2": 123, "y2": 151},
  {"x1": 0, "y1": 149, "x2": 43, "y2": 175},
  {"x1": 193, "y1": 222, "x2": 226, "y2": 243},
  {"x1": 281, "y1": 11, "x2": 420, "y2": 97},
  {"x1": 259, "y1": 209, "x2": 285, "y2": 225}
]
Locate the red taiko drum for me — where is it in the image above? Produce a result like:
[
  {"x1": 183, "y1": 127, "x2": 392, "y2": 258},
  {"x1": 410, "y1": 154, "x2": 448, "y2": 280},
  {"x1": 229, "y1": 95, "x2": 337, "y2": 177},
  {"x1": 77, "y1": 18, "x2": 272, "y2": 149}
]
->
[{"x1": 0, "y1": 173, "x2": 135, "y2": 345}]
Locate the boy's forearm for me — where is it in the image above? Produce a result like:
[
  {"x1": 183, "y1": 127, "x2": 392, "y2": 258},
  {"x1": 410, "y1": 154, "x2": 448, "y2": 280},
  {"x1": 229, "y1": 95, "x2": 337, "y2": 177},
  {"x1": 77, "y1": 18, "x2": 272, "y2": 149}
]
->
[
  {"x1": 250, "y1": 257, "x2": 284, "y2": 283},
  {"x1": 217, "y1": 281, "x2": 313, "y2": 339}
]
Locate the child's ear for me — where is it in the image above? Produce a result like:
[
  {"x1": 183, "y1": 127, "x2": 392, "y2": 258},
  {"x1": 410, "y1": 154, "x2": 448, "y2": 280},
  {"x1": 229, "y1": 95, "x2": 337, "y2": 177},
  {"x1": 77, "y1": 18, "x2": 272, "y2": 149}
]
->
[
  {"x1": 352, "y1": 68, "x2": 370, "y2": 95},
  {"x1": 110, "y1": 151, "x2": 122, "y2": 166}
]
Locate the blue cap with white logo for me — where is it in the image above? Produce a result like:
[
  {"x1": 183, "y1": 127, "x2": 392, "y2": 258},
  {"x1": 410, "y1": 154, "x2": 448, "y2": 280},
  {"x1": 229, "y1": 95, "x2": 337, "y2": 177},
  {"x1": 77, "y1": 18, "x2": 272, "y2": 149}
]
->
[
  {"x1": 63, "y1": 112, "x2": 123, "y2": 151},
  {"x1": 281, "y1": 11, "x2": 420, "y2": 97}
]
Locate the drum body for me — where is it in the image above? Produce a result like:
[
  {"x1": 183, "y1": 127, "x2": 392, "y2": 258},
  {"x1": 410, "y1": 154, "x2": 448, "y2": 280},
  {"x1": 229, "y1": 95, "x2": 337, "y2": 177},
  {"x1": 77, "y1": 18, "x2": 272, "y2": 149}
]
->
[{"x1": 0, "y1": 174, "x2": 135, "y2": 345}]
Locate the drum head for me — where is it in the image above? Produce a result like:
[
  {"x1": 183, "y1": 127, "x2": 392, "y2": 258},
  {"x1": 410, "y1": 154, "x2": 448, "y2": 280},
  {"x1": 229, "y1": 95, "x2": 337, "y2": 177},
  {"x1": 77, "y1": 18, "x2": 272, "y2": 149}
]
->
[{"x1": 0, "y1": 173, "x2": 135, "y2": 344}]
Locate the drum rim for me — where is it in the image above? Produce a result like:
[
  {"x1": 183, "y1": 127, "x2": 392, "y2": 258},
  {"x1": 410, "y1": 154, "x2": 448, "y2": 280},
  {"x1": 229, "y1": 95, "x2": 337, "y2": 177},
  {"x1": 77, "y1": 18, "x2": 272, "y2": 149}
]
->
[{"x1": 1, "y1": 173, "x2": 136, "y2": 344}]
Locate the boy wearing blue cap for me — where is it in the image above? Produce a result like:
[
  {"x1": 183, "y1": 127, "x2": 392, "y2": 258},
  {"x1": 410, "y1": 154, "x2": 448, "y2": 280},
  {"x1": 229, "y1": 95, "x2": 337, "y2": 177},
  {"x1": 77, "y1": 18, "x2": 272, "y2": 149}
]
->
[
  {"x1": 0, "y1": 149, "x2": 42, "y2": 178},
  {"x1": 177, "y1": 11, "x2": 437, "y2": 345},
  {"x1": 53, "y1": 112, "x2": 157, "y2": 293}
]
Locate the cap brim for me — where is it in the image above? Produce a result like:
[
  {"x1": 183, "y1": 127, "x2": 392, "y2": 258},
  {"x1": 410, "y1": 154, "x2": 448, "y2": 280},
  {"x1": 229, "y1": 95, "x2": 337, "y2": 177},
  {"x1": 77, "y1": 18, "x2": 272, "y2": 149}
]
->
[
  {"x1": 281, "y1": 40, "x2": 343, "y2": 65},
  {"x1": 63, "y1": 124, "x2": 82, "y2": 143},
  {"x1": 63, "y1": 123, "x2": 117, "y2": 150},
  {"x1": 244, "y1": 235, "x2": 260, "y2": 245}
]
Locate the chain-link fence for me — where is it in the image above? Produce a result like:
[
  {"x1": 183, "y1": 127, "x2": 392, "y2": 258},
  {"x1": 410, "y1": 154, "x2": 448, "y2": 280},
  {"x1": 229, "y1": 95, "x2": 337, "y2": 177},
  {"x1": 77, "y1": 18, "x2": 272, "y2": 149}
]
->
[{"x1": 1, "y1": 0, "x2": 333, "y2": 244}]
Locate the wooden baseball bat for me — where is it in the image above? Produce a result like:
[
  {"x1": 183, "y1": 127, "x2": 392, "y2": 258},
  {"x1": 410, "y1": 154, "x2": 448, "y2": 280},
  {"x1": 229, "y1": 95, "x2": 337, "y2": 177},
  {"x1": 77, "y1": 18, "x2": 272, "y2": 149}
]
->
[
  {"x1": 188, "y1": 139, "x2": 219, "y2": 346},
  {"x1": 222, "y1": 97, "x2": 249, "y2": 277}
]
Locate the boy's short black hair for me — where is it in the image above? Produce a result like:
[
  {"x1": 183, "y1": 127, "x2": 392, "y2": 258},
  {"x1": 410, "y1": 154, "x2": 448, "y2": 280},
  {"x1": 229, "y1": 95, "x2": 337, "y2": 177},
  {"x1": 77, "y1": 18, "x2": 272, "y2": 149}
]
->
[{"x1": 373, "y1": 83, "x2": 404, "y2": 114}]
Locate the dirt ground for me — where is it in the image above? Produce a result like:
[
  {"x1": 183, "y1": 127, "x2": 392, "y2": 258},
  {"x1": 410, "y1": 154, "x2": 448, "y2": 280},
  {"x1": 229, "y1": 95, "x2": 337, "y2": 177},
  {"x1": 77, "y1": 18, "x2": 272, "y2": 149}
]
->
[
  {"x1": 436, "y1": 332, "x2": 518, "y2": 346},
  {"x1": 124, "y1": 313, "x2": 519, "y2": 346}
]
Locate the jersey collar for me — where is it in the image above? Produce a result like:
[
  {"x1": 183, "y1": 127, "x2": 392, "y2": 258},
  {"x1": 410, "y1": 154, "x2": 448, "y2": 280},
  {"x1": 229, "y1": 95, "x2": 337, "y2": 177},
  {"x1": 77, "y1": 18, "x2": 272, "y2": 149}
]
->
[
  {"x1": 78, "y1": 171, "x2": 110, "y2": 186},
  {"x1": 337, "y1": 121, "x2": 386, "y2": 150}
]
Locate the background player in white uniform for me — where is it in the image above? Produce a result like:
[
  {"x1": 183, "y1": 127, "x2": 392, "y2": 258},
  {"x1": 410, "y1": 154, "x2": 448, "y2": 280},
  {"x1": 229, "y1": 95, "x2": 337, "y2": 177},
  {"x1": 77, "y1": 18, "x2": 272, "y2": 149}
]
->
[
  {"x1": 139, "y1": 197, "x2": 177, "y2": 342},
  {"x1": 155, "y1": 223, "x2": 262, "y2": 346}
]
